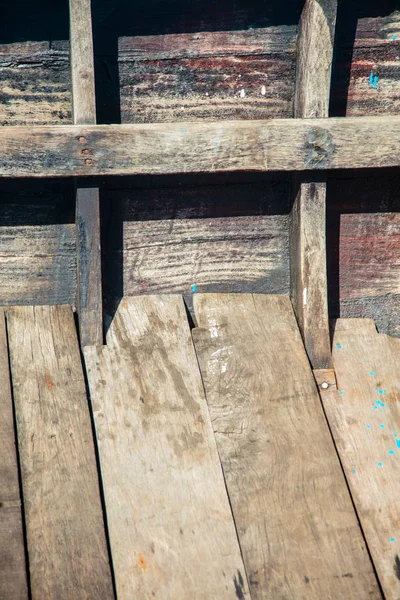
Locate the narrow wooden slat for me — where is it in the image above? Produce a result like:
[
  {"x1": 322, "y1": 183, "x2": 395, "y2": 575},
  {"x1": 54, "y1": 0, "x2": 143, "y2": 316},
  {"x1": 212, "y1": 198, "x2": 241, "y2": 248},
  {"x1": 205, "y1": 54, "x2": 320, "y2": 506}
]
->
[
  {"x1": 0, "y1": 309, "x2": 28, "y2": 599},
  {"x1": 1, "y1": 116, "x2": 400, "y2": 177},
  {"x1": 321, "y1": 318, "x2": 400, "y2": 599},
  {"x1": 69, "y1": 0, "x2": 102, "y2": 346},
  {"x1": 6, "y1": 305, "x2": 114, "y2": 600},
  {"x1": 192, "y1": 294, "x2": 381, "y2": 599},
  {"x1": 84, "y1": 295, "x2": 250, "y2": 599},
  {"x1": 291, "y1": 0, "x2": 338, "y2": 368}
]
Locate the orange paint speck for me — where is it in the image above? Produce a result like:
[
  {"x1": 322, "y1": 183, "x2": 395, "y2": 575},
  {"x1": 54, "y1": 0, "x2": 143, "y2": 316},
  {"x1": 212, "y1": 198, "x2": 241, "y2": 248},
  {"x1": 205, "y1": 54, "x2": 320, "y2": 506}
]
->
[
  {"x1": 138, "y1": 554, "x2": 147, "y2": 572},
  {"x1": 44, "y1": 373, "x2": 55, "y2": 390}
]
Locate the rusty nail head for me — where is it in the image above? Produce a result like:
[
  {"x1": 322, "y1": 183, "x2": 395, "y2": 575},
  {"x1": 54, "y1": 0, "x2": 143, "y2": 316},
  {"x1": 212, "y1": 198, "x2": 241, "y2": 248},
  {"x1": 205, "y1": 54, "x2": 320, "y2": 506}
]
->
[
  {"x1": 82, "y1": 149, "x2": 91, "y2": 155},
  {"x1": 78, "y1": 136, "x2": 86, "y2": 143},
  {"x1": 84, "y1": 159, "x2": 93, "y2": 166}
]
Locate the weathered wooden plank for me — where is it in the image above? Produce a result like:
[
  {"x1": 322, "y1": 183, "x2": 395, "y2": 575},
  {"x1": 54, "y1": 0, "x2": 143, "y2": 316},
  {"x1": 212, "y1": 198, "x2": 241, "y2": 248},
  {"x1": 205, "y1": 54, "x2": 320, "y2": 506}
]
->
[
  {"x1": 84, "y1": 295, "x2": 250, "y2": 599},
  {"x1": 70, "y1": 0, "x2": 102, "y2": 346},
  {"x1": 3, "y1": 116, "x2": 400, "y2": 177},
  {"x1": 0, "y1": 41, "x2": 72, "y2": 126},
  {"x1": 291, "y1": 0, "x2": 338, "y2": 368},
  {"x1": 0, "y1": 224, "x2": 76, "y2": 306},
  {"x1": 119, "y1": 26, "x2": 297, "y2": 123},
  {"x1": 192, "y1": 294, "x2": 381, "y2": 599},
  {"x1": 0, "y1": 309, "x2": 28, "y2": 599},
  {"x1": 321, "y1": 318, "x2": 400, "y2": 598},
  {"x1": 6, "y1": 305, "x2": 114, "y2": 599}
]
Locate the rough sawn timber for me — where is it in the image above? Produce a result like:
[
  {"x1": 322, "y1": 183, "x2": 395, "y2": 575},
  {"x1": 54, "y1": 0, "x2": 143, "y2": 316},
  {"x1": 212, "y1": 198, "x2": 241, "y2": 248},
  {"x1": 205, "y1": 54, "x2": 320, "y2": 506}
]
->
[
  {"x1": 6, "y1": 305, "x2": 114, "y2": 600},
  {"x1": 192, "y1": 293, "x2": 380, "y2": 600},
  {"x1": 321, "y1": 318, "x2": 400, "y2": 599},
  {"x1": 0, "y1": 309, "x2": 28, "y2": 599},
  {"x1": 70, "y1": 0, "x2": 103, "y2": 346},
  {"x1": 3, "y1": 116, "x2": 400, "y2": 177},
  {"x1": 84, "y1": 295, "x2": 250, "y2": 599},
  {"x1": 291, "y1": 0, "x2": 337, "y2": 368}
]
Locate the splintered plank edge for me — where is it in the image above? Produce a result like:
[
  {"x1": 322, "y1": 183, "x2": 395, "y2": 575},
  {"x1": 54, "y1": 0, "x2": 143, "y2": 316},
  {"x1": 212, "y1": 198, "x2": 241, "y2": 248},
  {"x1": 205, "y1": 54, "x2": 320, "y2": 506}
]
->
[
  {"x1": 6, "y1": 305, "x2": 113, "y2": 600},
  {"x1": 192, "y1": 294, "x2": 381, "y2": 600},
  {"x1": 84, "y1": 295, "x2": 249, "y2": 599},
  {"x1": 321, "y1": 318, "x2": 400, "y2": 599}
]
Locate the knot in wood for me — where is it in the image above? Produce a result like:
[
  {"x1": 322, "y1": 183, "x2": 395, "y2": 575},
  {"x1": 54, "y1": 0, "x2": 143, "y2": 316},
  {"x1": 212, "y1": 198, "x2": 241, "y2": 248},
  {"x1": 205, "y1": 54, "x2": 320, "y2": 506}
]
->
[{"x1": 304, "y1": 127, "x2": 334, "y2": 169}]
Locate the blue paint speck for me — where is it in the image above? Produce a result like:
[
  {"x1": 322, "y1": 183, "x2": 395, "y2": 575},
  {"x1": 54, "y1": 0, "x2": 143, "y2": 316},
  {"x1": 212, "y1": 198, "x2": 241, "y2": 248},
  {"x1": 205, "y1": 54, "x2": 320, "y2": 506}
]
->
[
  {"x1": 366, "y1": 424, "x2": 371, "y2": 429},
  {"x1": 378, "y1": 390, "x2": 384, "y2": 394},
  {"x1": 351, "y1": 469, "x2": 356, "y2": 473},
  {"x1": 389, "y1": 450, "x2": 395, "y2": 455},
  {"x1": 373, "y1": 406, "x2": 378, "y2": 410},
  {"x1": 391, "y1": 537, "x2": 396, "y2": 543},
  {"x1": 370, "y1": 372, "x2": 377, "y2": 376},
  {"x1": 339, "y1": 391, "x2": 344, "y2": 395},
  {"x1": 373, "y1": 76, "x2": 379, "y2": 89},
  {"x1": 393, "y1": 34, "x2": 397, "y2": 40},
  {"x1": 180, "y1": 129, "x2": 187, "y2": 134},
  {"x1": 369, "y1": 71, "x2": 374, "y2": 84},
  {"x1": 396, "y1": 440, "x2": 400, "y2": 449},
  {"x1": 394, "y1": 433, "x2": 398, "y2": 438},
  {"x1": 191, "y1": 284, "x2": 197, "y2": 293},
  {"x1": 378, "y1": 462, "x2": 383, "y2": 467},
  {"x1": 380, "y1": 424, "x2": 385, "y2": 429},
  {"x1": 336, "y1": 344, "x2": 342, "y2": 349}
]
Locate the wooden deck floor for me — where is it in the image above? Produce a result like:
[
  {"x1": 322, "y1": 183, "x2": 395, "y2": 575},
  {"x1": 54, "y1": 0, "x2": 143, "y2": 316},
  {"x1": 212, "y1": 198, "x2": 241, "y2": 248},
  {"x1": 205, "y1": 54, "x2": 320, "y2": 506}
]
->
[{"x1": 1, "y1": 294, "x2": 399, "y2": 599}]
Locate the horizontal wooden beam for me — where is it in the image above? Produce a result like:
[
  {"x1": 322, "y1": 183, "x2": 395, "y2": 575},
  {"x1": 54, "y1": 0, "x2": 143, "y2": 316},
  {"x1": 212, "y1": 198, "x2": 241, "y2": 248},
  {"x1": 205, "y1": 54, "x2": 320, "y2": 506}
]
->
[{"x1": 1, "y1": 116, "x2": 400, "y2": 178}]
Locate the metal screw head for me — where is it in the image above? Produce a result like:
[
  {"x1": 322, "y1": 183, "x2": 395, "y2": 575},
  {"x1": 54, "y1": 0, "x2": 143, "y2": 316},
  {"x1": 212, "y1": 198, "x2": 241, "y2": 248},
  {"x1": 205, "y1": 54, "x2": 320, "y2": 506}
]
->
[
  {"x1": 84, "y1": 158, "x2": 93, "y2": 165},
  {"x1": 321, "y1": 382, "x2": 329, "y2": 389}
]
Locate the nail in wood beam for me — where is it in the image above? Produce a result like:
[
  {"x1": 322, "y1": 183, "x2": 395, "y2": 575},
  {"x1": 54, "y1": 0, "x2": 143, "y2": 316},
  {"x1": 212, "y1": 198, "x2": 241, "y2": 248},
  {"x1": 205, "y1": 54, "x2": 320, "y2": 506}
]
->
[
  {"x1": 70, "y1": 0, "x2": 102, "y2": 346},
  {"x1": 290, "y1": 0, "x2": 338, "y2": 369}
]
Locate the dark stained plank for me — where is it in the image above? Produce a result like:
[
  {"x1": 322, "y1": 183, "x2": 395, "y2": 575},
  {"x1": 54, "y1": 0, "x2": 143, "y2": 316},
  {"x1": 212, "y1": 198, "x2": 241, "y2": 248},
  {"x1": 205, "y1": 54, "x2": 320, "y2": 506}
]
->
[
  {"x1": 6, "y1": 305, "x2": 114, "y2": 600},
  {"x1": 119, "y1": 26, "x2": 297, "y2": 123},
  {"x1": 0, "y1": 224, "x2": 76, "y2": 306},
  {"x1": 3, "y1": 116, "x2": 400, "y2": 177},
  {"x1": 192, "y1": 294, "x2": 381, "y2": 599},
  {"x1": 321, "y1": 318, "x2": 400, "y2": 598},
  {"x1": 69, "y1": 0, "x2": 102, "y2": 346},
  {"x1": 291, "y1": 0, "x2": 338, "y2": 368},
  {"x1": 0, "y1": 41, "x2": 72, "y2": 126},
  {"x1": 0, "y1": 309, "x2": 28, "y2": 599},
  {"x1": 84, "y1": 295, "x2": 250, "y2": 599}
]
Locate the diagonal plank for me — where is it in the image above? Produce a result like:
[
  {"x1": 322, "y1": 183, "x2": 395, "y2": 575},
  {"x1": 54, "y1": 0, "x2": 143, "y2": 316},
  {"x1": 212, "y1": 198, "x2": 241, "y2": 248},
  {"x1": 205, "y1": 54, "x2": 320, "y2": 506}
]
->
[
  {"x1": 192, "y1": 294, "x2": 381, "y2": 599},
  {"x1": 0, "y1": 309, "x2": 28, "y2": 599},
  {"x1": 321, "y1": 319, "x2": 400, "y2": 599},
  {"x1": 84, "y1": 295, "x2": 250, "y2": 599},
  {"x1": 6, "y1": 305, "x2": 114, "y2": 600}
]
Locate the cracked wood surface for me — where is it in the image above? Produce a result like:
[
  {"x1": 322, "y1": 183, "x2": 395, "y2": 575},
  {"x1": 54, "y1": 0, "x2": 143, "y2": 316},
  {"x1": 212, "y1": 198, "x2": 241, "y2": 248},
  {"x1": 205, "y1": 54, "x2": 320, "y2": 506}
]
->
[
  {"x1": 84, "y1": 295, "x2": 249, "y2": 599},
  {"x1": 6, "y1": 305, "x2": 113, "y2": 600},
  {"x1": 192, "y1": 293, "x2": 381, "y2": 599}
]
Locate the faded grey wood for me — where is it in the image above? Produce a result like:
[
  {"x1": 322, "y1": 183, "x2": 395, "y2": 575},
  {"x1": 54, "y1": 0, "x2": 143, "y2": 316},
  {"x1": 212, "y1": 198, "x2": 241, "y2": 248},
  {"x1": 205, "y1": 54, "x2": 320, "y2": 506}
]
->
[
  {"x1": 1, "y1": 116, "x2": 400, "y2": 177},
  {"x1": 69, "y1": 0, "x2": 102, "y2": 346},
  {"x1": 84, "y1": 295, "x2": 250, "y2": 599},
  {"x1": 192, "y1": 293, "x2": 381, "y2": 600},
  {"x1": 0, "y1": 309, "x2": 28, "y2": 600},
  {"x1": 6, "y1": 305, "x2": 114, "y2": 600},
  {"x1": 291, "y1": 0, "x2": 338, "y2": 368},
  {"x1": 321, "y1": 319, "x2": 400, "y2": 598}
]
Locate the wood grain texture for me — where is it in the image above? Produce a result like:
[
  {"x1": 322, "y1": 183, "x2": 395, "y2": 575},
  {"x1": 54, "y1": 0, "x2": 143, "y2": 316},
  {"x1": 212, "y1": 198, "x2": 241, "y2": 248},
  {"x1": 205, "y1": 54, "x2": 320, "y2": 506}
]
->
[
  {"x1": 0, "y1": 309, "x2": 28, "y2": 600},
  {"x1": 76, "y1": 187, "x2": 103, "y2": 346},
  {"x1": 119, "y1": 26, "x2": 297, "y2": 123},
  {"x1": 0, "y1": 41, "x2": 72, "y2": 126},
  {"x1": 6, "y1": 305, "x2": 114, "y2": 600},
  {"x1": 192, "y1": 293, "x2": 380, "y2": 600},
  {"x1": 321, "y1": 318, "x2": 400, "y2": 598},
  {"x1": 3, "y1": 116, "x2": 400, "y2": 177},
  {"x1": 291, "y1": 0, "x2": 337, "y2": 368},
  {"x1": 290, "y1": 176, "x2": 332, "y2": 368},
  {"x1": 332, "y1": 11, "x2": 400, "y2": 117},
  {"x1": 69, "y1": 0, "x2": 96, "y2": 124},
  {"x1": 84, "y1": 295, "x2": 250, "y2": 599},
  {"x1": 0, "y1": 224, "x2": 76, "y2": 306},
  {"x1": 70, "y1": 0, "x2": 102, "y2": 346}
]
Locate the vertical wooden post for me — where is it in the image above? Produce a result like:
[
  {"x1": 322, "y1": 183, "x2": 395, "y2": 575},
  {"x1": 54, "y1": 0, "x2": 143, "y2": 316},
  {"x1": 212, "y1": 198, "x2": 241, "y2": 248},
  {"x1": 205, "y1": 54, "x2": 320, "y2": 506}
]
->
[
  {"x1": 70, "y1": 0, "x2": 103, "y2": 346},
  {"x1": 290, "y1": 0, "x2": 338, "y2": 368}
]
